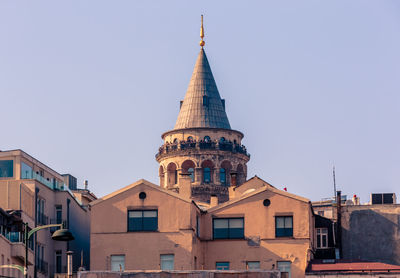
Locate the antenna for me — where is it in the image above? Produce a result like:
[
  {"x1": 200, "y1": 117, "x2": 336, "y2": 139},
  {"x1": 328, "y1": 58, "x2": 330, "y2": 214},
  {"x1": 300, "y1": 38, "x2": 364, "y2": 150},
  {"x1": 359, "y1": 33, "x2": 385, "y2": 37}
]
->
[{"x1": 333, "y1": 166, "x2": 337, "y2": 203}]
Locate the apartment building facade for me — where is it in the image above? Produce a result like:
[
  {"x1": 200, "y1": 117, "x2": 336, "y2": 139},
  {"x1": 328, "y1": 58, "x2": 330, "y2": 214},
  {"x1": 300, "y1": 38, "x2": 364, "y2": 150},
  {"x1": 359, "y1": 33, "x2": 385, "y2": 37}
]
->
[
  {"x1": 90, "y1": 176, "x2": 314, "y2": 277},
  {"x1": 0, "y1": 149, "x2": 94, "y2": 278}
]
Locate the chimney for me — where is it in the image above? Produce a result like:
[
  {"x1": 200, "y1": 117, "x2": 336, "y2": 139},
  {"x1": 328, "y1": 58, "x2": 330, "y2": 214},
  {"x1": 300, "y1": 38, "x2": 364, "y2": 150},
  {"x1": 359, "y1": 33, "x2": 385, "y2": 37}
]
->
[
  {"x1": 336, "y1": 190, "x2": 342, "y2": 259},
  {"x1": 210, "y1": 195, "x2": 218, "y2": 207},
  {"x1": 84, "y1": 180, "x2": 88, "y2": 190},
  {"x1": 178, "y1": 173, "x2": 192, "y2": 199},
  {"x1": 352, "y1": 194, "x2": 360, "y2": 205},
  {"x1": 228, "y1": 186, "x2": 236, "y2": 200}
]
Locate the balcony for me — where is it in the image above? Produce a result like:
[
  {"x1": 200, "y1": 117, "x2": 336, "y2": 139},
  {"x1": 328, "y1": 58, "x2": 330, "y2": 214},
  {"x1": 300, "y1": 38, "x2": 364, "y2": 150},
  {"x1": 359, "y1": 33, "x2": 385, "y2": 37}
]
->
[
  {"x1": 11, "y1": 242, "x2": 34, "y2": 265},
  {"x1": 156, "y1": 140, "x2": 250, "y2": 159},
  {"x1": 22, "y1": 172, "x2": 65, "y2": 191},
  {"x1": 37, "y1": 259, "x2": 48, "y2": 275}
]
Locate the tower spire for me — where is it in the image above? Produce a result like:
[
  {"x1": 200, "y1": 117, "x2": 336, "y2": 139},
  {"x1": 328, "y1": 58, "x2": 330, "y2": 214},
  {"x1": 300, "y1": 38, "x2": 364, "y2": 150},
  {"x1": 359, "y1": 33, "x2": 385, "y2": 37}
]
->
[{"x1": 200, "y1": 15, "x2": 205, "y2": 48}]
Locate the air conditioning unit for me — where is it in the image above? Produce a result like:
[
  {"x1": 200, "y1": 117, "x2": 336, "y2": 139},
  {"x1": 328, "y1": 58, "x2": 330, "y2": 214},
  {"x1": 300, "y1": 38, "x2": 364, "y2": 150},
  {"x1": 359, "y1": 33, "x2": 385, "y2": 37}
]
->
[{"x1": 371, "y1": 193, "x2": 396, "y2": 204}]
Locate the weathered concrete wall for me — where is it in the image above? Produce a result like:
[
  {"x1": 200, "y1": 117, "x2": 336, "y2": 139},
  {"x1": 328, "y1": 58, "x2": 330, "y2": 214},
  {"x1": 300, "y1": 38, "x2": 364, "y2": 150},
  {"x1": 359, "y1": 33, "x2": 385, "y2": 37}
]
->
[
  {"x1": 78, "y1": 270, "x2": 280, "y2": 278},
  {"x1": 341, "y1": 204, "x2": 400, "y2": 265}
]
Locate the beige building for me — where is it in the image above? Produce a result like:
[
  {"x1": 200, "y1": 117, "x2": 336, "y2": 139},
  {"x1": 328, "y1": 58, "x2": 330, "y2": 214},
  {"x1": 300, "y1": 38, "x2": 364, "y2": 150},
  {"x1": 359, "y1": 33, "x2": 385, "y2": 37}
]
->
[
  {"x1": 90, "y1": 176, "x2": 314, "y2": 277},
  {"x1": 0, "y1": 149, "x2": 95, "y2": 278}
]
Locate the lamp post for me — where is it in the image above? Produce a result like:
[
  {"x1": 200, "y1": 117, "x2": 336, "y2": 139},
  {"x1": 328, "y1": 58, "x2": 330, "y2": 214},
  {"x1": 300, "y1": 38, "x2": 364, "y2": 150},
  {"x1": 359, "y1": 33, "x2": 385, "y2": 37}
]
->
[{"x1": 24, "y1": 222, "x2": 74, "y2": 278}]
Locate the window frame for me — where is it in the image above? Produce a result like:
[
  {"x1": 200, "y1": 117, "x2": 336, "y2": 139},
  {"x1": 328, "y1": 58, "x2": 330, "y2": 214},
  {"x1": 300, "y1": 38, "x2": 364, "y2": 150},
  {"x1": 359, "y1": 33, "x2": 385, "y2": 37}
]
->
[
  {"x1": 213, "y1": 217, "x2": 244, "y2": 239},
  {"x1": 127, "y1": 209, "x2": 158, "y2": 232},
  {"x1": 246, "y1": 261, "x2": 260, "y2": 270},
  {"x1": 316, "y1": 227, "x2": 328, "y2": 249},
  {"x1": 110, "y1": 255, "x2": 125, "y2": 272},
  {"x1": 216, "y1": 261, "x2": 230, "y2": 270},
  {"x1": 160, "y1": 254, "x2": 174, "y2": 270},
  {"x1": 275, "y1": 216, "x2": 293, "y2": 238}
]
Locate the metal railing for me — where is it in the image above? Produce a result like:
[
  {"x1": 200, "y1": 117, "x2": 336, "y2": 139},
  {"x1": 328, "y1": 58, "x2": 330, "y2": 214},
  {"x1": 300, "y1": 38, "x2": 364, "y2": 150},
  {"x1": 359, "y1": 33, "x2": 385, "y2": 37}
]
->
[
  {"x1": 156, "y1": 140, "x2": 250, "y2": 158},
  {"x1": 37, "y1": 259, "x2": 48, "y2": 275}
]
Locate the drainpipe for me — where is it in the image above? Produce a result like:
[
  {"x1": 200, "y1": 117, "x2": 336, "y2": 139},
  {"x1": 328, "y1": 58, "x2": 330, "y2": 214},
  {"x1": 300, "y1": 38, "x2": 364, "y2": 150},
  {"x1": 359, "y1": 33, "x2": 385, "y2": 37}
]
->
[
  {"x1": 336, "y1": 190, "x2": 342, "y2": 259},
  {"x1": 67, "y1": 199, "x2": 71, "y2": 251},
  {"x1": 34, "y1": 188, "x2": 39, "y2": 278}
]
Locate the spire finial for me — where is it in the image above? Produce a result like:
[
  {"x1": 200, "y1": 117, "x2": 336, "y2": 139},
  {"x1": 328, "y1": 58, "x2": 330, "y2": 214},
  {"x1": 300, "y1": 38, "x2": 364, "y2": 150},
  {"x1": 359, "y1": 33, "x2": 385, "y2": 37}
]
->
[{"x1": 200, "y1": 15, "x2": 205, "y2": 48}]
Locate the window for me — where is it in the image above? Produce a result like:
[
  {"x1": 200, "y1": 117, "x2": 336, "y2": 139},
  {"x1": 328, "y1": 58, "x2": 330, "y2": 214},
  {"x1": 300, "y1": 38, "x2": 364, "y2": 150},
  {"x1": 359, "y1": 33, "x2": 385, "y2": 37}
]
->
[
  {"x1": 317, "y1": 211, "x2": 324, "y2": 217},
  {"x1": 128, "y1": 210, "x2": 158, "y2": 231},
  {"x1": 316, "y1": 228, "x2": 328, "y2": 248},
  {"x1": 160, "y1": 254, "x2": 174, "y2": 270},
  {"x1": 203, "y1": 95, "x2": 209, "y2": 107},
  {"x1": 21, "y1": 162, "x2": 33, "y2": 179},
  {"x1": 219, "y1": 168, "x2": 226, "y2": 185},
  {"x1": 187, "y1": 136, "x2": 193, "y2": 142},
  {"x1": 111, "y1": 255, "x2": 125, "y2": 271},
  {"x1": 55, "y1": 250, "x2": 62, "y2": 273},
  {"x1": 203, "y1": 167, "x2": 211, "y2": 183},
  {"x1": 275, "y1": 216, "x2": 293, "y2": 237},
  {"x1": 55, "y1": 205, "x2": 62, "y2": 224},
  {"x1": 216, "y1": 262, "x2": 229, "y2": 270},
  {"x1": 196, "y1": 215, "x2": 200, "y2": 237},
  {"x1": 213, "y1": 218, "x2": 244, "y2": 239},
  {"x1": 219, "y1": 137, "x2": 225, "y2": 143},
  {"x1": 0, "y1": 160, "x2": 13, "y2": 178},
  {"x1": 204, "y1": 136, "x2": 211, "y2": 142},
  {"x1": 247, "y1": 261, "x2": 260, "y2": 270},
  {"x1": 277, "y1": 261, "x2": 291, "y2": 278},
  {"x1": 188, "y1": 168, "x2": 194, "y2": 182}
]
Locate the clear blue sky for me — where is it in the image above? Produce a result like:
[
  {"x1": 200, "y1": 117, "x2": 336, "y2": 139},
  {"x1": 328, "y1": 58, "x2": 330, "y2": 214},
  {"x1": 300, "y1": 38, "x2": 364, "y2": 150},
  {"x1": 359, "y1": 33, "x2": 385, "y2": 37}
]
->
[{"x1": 1, "y1": 1, "x2": 399, "y2": 203}]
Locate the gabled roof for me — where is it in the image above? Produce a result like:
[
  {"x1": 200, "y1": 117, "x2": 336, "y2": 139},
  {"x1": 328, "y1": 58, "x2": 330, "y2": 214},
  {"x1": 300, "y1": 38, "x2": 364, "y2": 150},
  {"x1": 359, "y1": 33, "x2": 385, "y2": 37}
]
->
[
  {"x1": 207, "y1": 176, "x2": 310, "y2": 213},
  {"x1": 90, "y1": 179, "x2": 191, "y2": 207},
  {"x1": 174, "y1": 48, "x2": 231, "y2": 130}
]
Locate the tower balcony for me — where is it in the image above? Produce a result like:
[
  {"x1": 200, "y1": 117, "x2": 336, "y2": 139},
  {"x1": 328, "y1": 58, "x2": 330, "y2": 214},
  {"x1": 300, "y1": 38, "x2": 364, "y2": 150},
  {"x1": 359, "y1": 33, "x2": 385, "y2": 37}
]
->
[{"x1": 155, "y1": 140, "x2": 250, "y2": 160}]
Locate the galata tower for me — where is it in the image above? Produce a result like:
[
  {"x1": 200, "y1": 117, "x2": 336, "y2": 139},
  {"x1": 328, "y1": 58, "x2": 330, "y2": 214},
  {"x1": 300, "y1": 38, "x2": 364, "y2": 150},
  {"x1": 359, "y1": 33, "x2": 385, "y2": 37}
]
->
[{"x1": 156, "y1": 16, "x2": 250, "y2": 203}]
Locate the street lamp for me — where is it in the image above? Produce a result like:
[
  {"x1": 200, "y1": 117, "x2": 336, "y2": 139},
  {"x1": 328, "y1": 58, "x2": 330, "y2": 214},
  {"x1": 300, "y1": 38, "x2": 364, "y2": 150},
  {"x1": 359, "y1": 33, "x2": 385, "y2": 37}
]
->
[{"x1": 23, "y1": 222, "x2": 74, "y2": 278}]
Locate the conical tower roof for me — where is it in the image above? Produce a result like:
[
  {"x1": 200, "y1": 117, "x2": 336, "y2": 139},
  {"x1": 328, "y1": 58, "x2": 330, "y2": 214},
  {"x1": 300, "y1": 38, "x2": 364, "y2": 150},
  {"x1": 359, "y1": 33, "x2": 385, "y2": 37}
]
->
[{"x1": 174, "y1": 48, "x2": 231, "y2": 130}]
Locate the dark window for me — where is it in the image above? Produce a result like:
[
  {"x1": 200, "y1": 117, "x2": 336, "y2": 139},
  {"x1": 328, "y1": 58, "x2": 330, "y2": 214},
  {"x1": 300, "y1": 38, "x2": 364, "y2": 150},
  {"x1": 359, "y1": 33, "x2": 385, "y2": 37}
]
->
[
  {"x1": 275, "y1": 216, "x2": 293, "y2": 237},
  {"x1": 196, "y1": 215, "x2": 200, "y2": 237},
  {"x1": 128, "y1": 210, "x2": 158, "y2": 231},
  {"x1": 187, "y1": 136, "x2": 193, "y2": 142},
  {"x1": 219, "y1": 168, "x2": 226, "y2": 185},
  {"x1": 204, "y1": 136, "x2": 211, "y2": 142},
  {"x1": 213, "y1": 218, "x2": 244, "y2": 239},
  {"x1": 203, "y1": 95, "x2": 209, "y2": 107},
  {"x1": 316, "y1": 228, "x2": 328, "y2": 248},
  {"x1": 203, "y1": 167, "x2": 211, "y2": 183},
  {"x1": 219, "y1": 137, "x2": 225, "y2": 143},
  {"x1": 0, "y1": 160, "x2": 13, "y2": 178}
]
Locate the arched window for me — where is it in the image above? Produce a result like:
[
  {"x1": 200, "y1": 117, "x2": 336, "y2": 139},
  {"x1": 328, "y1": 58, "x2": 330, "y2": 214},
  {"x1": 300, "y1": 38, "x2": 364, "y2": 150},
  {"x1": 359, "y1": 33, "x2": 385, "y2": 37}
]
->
[
  {"x1": 220, "y1": 168, "x2": 226, "y2": 185},
  {"x1": 204, "y1": 136, "x2": 211, "y2": 142},
  {"x1": 188, "y1": 168, "x2": 194, "y2": 182},
  {"x1": 187, "y1": 136, "x2": 193, "y2": 142},
  {"x1": 203, "y1": 167, "x2": 211, "y2": 183},
  {"x1": 219, "y1": 137, "x2": 226, "y2": 143}
]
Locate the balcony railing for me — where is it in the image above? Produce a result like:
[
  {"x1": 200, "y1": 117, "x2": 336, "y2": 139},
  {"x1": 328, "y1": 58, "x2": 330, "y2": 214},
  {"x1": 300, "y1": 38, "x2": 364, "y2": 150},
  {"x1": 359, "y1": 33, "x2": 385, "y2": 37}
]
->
[
  {"x1": 22, "y1": 171, "x2": 65, "y2": 191},
  {"x1": 156, "y1": 140, "x2": 250, "y2": 158},
  {"x1": 37, "y1": 259, "x2": 48, "y2": 275}
]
